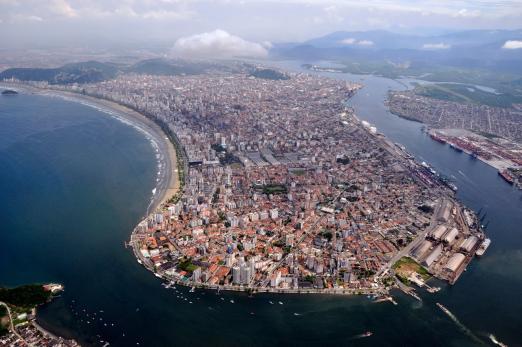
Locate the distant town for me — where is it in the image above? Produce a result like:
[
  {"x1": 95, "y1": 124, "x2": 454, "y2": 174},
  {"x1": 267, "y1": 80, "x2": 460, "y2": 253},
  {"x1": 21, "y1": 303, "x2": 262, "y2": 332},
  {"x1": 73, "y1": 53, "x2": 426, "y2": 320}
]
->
[
  {"x1": 0, "y1": 283, "x2": 80, "y2": 347},
  {"x1": 388, "y1": 90, "x2": 522, "y2": 188}
]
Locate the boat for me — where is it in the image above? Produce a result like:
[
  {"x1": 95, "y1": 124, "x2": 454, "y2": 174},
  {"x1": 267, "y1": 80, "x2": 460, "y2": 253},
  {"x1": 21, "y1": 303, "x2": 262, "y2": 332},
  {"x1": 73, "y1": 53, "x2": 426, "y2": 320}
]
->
[
  {"x1": 449, "y1": 143, "x2": 463, "y2": 152},
  {"x1": 476, "y1": 238, "x2": 491, "y2": 256},
  {"x1": 394, "y1": 142, "x2": 406, "y2": 151},
  {"x1": 362, "y1": 331, "x2": 373, "y2": 337},
  {"x1": 430, "y1": 133, "x2": 446, "y2": 144},
  {"x1": 489, "y1": 334, "x2": 508, "y2": 347},
  {"x1": 1, "y1": 89, "x2": 18, "y2": 95},
  {"x1": 278, "y1": 301, "x2": 283, "y2": 305},
  {"x1": 436, "y1": 303, "x2": 453, "y2": 317},
  {"x1": 448, "y1": 182, "x2": 458, "y2": 192},
  {"x1": 498, "y1": 170, "x2": 514, "y2": 185}
]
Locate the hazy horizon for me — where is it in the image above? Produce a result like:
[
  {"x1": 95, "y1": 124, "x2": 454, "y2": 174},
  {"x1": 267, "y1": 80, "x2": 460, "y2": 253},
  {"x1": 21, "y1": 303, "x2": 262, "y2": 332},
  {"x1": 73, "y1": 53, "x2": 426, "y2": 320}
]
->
[{"x1": 1, "y1": 0, "x2": 522, "y2": 52}]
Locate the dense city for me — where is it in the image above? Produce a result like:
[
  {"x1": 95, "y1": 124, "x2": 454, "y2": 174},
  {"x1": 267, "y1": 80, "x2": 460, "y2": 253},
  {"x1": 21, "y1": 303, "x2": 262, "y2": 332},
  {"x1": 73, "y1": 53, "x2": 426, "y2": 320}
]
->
[
  {"x1": 388, "y1": 90, "x2": 522, "y2": 142},
  {"x1": 3, "y1": 68, "x2": 487, "y2": 296},
  {"x1": 72, "y1": 69, "x2": 485, "y2": 294}
]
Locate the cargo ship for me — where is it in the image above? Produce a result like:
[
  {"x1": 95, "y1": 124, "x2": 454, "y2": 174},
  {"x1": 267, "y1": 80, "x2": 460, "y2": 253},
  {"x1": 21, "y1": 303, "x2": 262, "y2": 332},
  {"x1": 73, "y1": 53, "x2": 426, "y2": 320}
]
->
[
  {"x1": 447, "y1": 182, "x2": 458, "y2": 192},
  {"x1": 476, "y1": 238, "x2": 491, "y2": 256},
  {"x1": 430, "y1": 133, "x2": 447, "y2": 144},
  {"x1": 449, "y1": 143, "x2": 463, "y2": 152},
  {"x1": 498, "y1": 170, "x2": 514, "y2": 185},
  {"x1": 1, "y1": 89, "x2": 18, "y2": 95}
]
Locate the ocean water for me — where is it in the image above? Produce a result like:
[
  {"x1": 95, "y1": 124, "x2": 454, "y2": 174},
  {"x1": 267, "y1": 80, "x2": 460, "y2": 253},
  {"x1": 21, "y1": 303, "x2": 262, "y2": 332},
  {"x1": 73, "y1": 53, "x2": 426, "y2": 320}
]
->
[{"x1": 0, "y1": 84, "x2": 521, "y2": 347}]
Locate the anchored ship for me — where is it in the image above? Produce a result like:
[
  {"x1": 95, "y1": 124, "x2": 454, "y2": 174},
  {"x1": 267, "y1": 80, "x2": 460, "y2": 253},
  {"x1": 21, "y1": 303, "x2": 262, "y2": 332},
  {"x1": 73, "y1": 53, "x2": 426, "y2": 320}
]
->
[
  {"x1": 476, "y1": 239, "x2": 491, "y2": 256},
  {"x1": 449, "y1": 143, "x2": 463, "y2": 152},
  {"x1": 498, "y1": 170, "x2": 514, "y2": 185},
  {"x1": 430, "y1": 133, "x2": 447, "y2": 144}
]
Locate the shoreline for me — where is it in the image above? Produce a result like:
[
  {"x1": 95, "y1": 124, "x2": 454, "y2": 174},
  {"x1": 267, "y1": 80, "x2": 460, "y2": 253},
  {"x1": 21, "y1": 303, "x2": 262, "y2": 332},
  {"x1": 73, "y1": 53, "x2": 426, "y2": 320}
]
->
[{"x1": 427, "y1": 128, "x2": 517, "y2": 172}]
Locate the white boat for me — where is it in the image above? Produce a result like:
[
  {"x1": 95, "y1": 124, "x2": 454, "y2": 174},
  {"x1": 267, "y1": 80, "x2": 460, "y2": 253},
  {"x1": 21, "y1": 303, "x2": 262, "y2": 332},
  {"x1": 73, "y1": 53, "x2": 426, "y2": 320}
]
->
[{"x1": 476, "y1": 238, "x2": 491, "y2": 256}]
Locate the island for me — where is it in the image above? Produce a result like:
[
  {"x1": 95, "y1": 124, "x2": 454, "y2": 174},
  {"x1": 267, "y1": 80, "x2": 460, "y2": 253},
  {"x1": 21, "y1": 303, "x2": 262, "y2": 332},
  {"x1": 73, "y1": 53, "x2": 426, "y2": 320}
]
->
[
  {"x1": 0, "y1": 283, "x2": 79, "y2": 346},
  {"x1": 3, "y1": 64, "x2": 488, "y2": 298}
]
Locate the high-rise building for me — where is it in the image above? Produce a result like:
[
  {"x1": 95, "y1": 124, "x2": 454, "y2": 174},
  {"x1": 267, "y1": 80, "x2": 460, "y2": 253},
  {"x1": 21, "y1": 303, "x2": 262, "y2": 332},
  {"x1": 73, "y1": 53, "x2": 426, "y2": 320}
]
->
[
  {"x1": 240, "y1": 262, "x2": 252, "y2": 285},
  {"x1": 232, "y1": 266, "x2": 241, "y2": 285}
]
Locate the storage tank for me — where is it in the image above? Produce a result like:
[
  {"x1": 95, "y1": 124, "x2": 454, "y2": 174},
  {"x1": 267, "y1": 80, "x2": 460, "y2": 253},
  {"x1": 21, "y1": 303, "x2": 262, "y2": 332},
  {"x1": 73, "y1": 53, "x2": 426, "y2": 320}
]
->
[{"x1": 444, "y1": 253, "x2": 466, "y2": 273}]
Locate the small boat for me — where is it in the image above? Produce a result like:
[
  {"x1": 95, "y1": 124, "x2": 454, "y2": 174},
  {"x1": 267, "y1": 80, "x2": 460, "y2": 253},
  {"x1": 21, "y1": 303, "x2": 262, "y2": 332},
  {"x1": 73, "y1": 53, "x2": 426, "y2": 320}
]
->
[
  {"x1": 362, "y1": 331, "x2": 373, "y2": 337},
  {"x1": 278, "y1": 301, "x2": 283, "y2": 305},
  {"x1": 269, "y1": 301, "x2": 274, "y2": 305},
  {"x1": 489, "y1": 334, "x2": 508, "y2": 347},
  {"x1": 230, "y1": 299, "x2": 235, "y2": 304}
]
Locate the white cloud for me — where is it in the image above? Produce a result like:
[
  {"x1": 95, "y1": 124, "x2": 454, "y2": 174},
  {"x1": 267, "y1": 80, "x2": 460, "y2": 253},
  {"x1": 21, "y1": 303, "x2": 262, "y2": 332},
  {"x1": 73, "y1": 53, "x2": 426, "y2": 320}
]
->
[
  {"x1": 11, "y1": 14, "x2": 43, "y2": 22},
  {"x1": 171, "y1": 30, "x2": 268, "y2": 58},
  {"x1": 502, "y1": 40, "x2": 522, "y2": 49},
  {"x1": 51, "y1": 0, "x2": 77, "y2": 18},
  {"x1": 339, "y1": 38, "x2": 374, "y2": 46},
  {"x1": 453, "y1": 8, "x2": 481, "y2": 18},
  {"x1": 142, "y1": 10, "x2": 193, "y2": 20},
  {"x1": 422, "y1": 42, "x2": 451, "y2": 49},
  {"x1": 339, "y1": 38, "x2": 356, "y2": 45},
  {"x1": 357, "y1": 39, "x2": 374, "y2": 46}
]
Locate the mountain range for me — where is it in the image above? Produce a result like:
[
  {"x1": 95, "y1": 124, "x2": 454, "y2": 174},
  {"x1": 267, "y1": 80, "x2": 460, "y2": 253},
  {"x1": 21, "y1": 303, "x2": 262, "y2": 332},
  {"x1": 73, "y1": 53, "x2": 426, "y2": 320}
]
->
[{"x1": 272, "y1": 29, "x2": 522, "y2": 75}]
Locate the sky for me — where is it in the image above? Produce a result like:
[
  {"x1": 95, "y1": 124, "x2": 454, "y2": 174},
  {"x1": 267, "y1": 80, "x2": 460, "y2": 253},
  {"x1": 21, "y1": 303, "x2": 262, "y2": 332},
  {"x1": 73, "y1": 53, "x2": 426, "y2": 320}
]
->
[{"x1": 0, "y1": 0, "x2": 521, "y2": 51}]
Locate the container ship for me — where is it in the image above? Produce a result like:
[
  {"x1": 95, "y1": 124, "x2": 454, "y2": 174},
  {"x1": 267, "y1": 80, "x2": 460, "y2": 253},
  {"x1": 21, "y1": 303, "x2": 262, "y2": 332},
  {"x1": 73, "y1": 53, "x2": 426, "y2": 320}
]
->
[
  {"x1": 476, "y1": 238, "x2": 491, "y2": 256},
  {"x1": 498, "y1": 170, "x2": 514, "y2": 185},
  {"x1": 430, "y1": 133, "x2": 447, "y2": 144}
]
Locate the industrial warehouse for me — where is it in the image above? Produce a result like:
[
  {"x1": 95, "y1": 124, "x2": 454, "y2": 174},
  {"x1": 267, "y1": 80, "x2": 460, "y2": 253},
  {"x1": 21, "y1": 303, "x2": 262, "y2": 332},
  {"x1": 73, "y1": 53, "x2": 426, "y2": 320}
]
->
[{"x1": 409, "y1": 199, "x2": 489, "y2": 284}]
